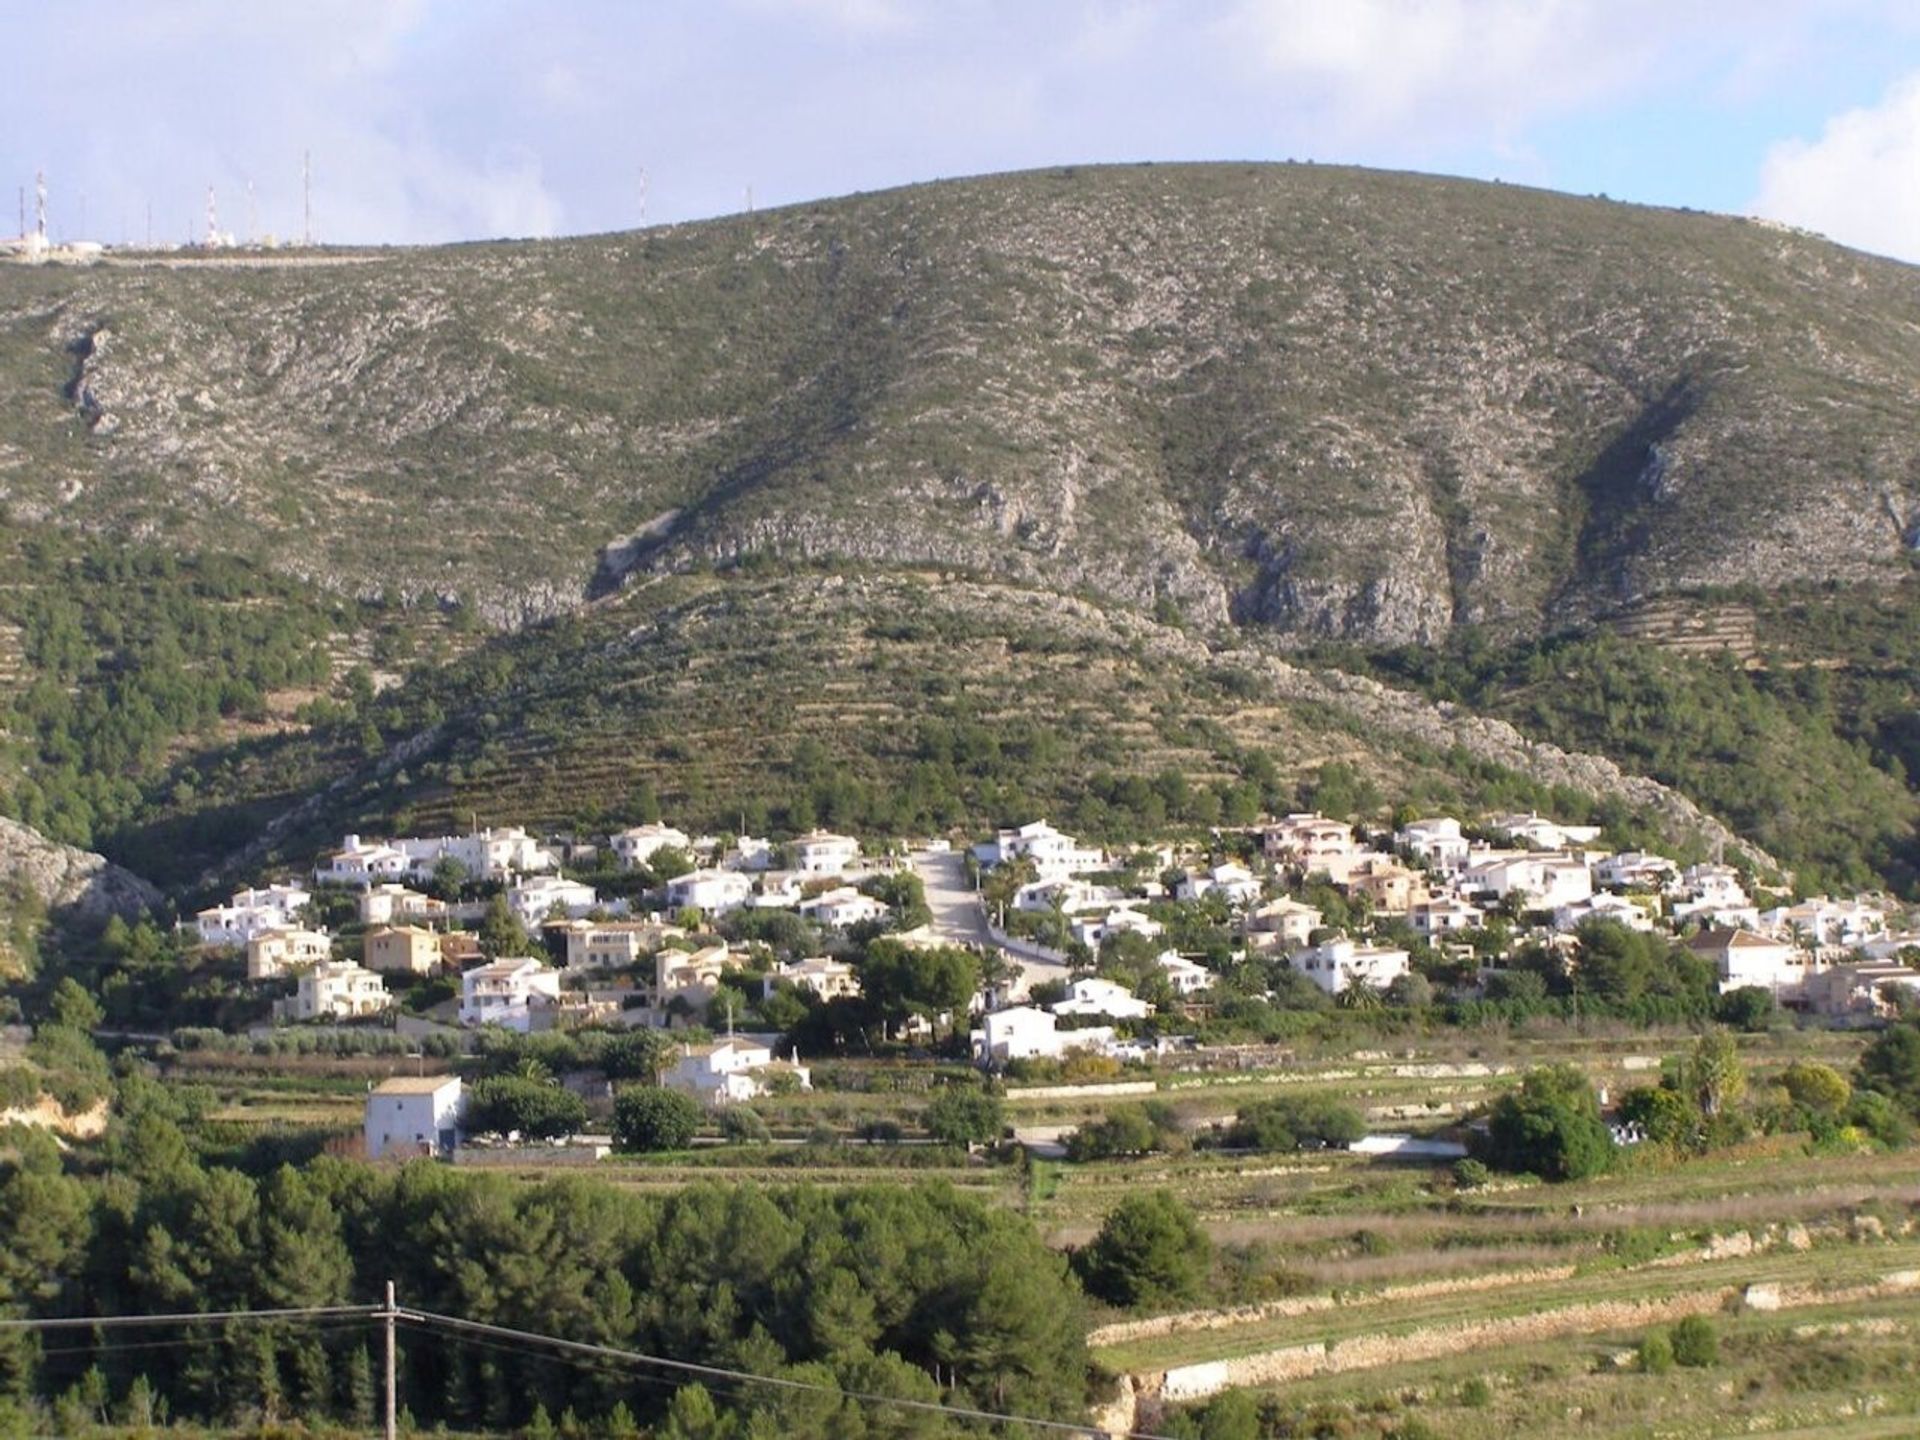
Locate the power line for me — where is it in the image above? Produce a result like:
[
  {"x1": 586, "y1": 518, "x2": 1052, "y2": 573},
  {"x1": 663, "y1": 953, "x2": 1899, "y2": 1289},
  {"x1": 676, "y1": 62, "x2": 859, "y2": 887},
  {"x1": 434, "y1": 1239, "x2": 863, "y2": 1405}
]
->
[{"x1": 0, "y1": 1304, "x2": 382, "y2": 1332}]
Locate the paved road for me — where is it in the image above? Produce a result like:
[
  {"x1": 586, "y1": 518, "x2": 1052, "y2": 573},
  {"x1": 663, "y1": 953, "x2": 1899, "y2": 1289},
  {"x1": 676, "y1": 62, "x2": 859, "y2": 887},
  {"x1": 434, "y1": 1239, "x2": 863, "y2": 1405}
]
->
[{"x1": 909, "y1": 848, "x2": 1070, "y2": 1001}]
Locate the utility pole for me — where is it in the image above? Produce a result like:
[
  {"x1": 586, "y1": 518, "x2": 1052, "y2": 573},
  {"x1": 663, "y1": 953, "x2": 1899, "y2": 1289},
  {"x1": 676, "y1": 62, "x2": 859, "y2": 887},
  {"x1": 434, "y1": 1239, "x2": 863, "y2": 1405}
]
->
[{"x1": 383, "y1": 1280, "x2": 397, "y2": 1440}]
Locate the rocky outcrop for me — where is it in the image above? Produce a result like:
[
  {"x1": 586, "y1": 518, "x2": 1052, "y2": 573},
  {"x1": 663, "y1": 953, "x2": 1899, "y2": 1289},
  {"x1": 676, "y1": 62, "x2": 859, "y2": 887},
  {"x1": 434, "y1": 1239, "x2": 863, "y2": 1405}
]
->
[{"x1": 0, "y1": 816, "x2": 161, "y2": 923}]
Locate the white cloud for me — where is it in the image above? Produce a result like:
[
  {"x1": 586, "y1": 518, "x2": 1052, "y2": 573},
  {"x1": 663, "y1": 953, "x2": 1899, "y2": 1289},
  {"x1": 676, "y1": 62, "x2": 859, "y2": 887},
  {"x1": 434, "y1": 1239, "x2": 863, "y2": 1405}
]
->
[
  {"x1": 1217, "y1": 0, "x2": 1666, "y2": 142},
  {"x1": 1753, "y1": 71, "x2": 1920, "y2": 264}
]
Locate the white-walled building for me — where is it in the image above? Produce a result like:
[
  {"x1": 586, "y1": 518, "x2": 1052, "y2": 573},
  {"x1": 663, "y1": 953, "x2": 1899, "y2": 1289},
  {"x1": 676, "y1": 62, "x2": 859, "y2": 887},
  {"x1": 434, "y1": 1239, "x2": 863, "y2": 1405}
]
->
[
  {"x1": 1685, "y1": 927, "x2": 1810, "y2": 996},
  {"x1": 666, "y1": 869, "x2": 754, "y2": 914},
  {"x1": 1157, "y1": 951, "x2": 1214, "y2": 997},
  {"x1": 1015, "y1": 879, "x2": 1120, "y2": 914},
  {"x1": 1761, "y1": 897, "x2": 1887, "y2": 949},
  {"x1": 1262, "y1": 814, "x2": 1356, "y2": 868},
  {"x1": 1554, "y1": 893, "x2": 1655, "y2": 933},
  {"x1": 1486, "y1": 813, "x2": 1604, "y2": 851},
  {"x1": 246, "y1": 926, "x2": 333, "y2": 981},
  {"x1": 459, "y1": 957, "x2": 564, "y2": 1030},
  {"x1": 1594, "y1": 852, "x2": 1680, "y2": 891},
  {"x1": 365, "y1": 1076, "x2": 464, "y2": 1160},
  {"x1": 1397, "y1": 817, "x2": 1471, "y2": 873},
  {"x1": 792, "y1": 830, "x2": 862, "y2": 875},
  {"x1": 1245, "y1": 897, "x2": 1323, "y2": 951},
  {"x1": 1052, "y1": 976, "x2": 1153, "y2": 1020},
  {"x1": 1462, "y1": 852, "x2": 1593, "y2": 910},
  {"x1": 1177, "y1": 862, "x2": 1262, "y2": 907},
  {"x1": 281, "y1": 961, "x2": 388, "y2": 1021},
  {"x1": 972, "y1": 1005, "x2": 1114, "y2": 1065},
  {"x1": 976, "y1": 821, "x2": 1105, "y2": 881},
  {"x1": 609, "y1": 823, "x2": 692, "y2": 870},
  {"x1": 395, "y1": 826, "x2": 558, "y2": 883},
  {"x1": 564, "y1": 920, "x2": 671, "y2": 971},
  {"x1": 661, "y1": 1039, "x2": 810, "y2": 1105},
  {"x1": 1071, "y1": 906, "x2": 1164, "y2": 950},
  {"x1": 1408, "y1": 897, "x2": 1484, "y2": 939},
  {"x1": 799, "y1": 886, "x2": 891, "y2": 930},
  {"x1": 1289, "y1": 938, "x2": 1411, "y2": 996},
  {"x1": 1802, "y1": 962, "x2": 1920, "y2": 1019},
  {"x1": 506, "y1": 875, "x2": 600, "y2": 928},
  {"x1": 196, "y1": 884, "x2": 313, "y2": 948},
  {"x1": 357, "y1": 884, "x2": 449, "y2": 927},
  {"x1": 761, "y1": 956, "x2": 860, "y2": 1002},
  {"x1": 316, "y1": 835, "x2": 412, "y2": 888}
]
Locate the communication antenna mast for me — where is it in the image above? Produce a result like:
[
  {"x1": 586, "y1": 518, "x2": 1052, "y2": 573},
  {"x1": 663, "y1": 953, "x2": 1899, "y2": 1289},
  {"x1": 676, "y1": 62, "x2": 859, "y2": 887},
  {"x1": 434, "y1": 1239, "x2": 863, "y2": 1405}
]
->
[
  {"x1": 15, "y1": 187, "x2": 21, "y2": 241},
  {"x1": 744, "y1": 183, "x2": 753, "y2": 214},
  {"x1": 637, "y1": 165, "x2": 647, "y2": 227},
  {"x1": 246, "y1": 179, "x2": 257, "y2": 243},
  {"x1": 303, "y1": 150, "x2": 312, "y2": 246},
  {"x1": 35, "y1": 171, "x2": 47, "y2": 242},
  {"x1": 205, "y1": 184, "x2": 218, "y2": 247}
]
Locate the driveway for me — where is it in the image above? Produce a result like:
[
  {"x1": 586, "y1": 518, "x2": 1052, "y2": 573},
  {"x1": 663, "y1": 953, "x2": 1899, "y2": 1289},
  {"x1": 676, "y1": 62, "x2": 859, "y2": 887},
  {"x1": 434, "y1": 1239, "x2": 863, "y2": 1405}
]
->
[{"x1": 909, "y1": 847, "x2": 1070, "y2": 1001}]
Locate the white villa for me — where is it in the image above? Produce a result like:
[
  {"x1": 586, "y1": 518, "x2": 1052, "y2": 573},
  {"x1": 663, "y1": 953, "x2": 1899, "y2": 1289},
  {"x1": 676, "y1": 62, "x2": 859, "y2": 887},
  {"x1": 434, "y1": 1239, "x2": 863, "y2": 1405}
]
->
[
  {"x1": 661, "y1": 1039, "x2": 810, "y2": 1105},
  {"x1": 799, "y1": 886, "x2": 891, "y2": 929},
  {"x1": 357, "y1": 884, "x2": 449, "y2": 927},
  {"x1": 365, "y1": 1076, "x2": 464, "y2": 1161},
  {"x1": 316, "y1": 835, "x2": 411, "y2": 888},
  {"x1": 459, "y1": 957, "x2": 564, "y2": 1030},
  {"x1": 1802, "y1": 963, "x2": 1920, "y2": 1019},
  {"x1": 1071, "y1": 906, "x2": 1164, "y2": 950},
  {"x1": 563, "y1": 920, "x2": 672, "y2": 971},
  {"x1": 1015, "y1": 879, "x2": 1120, "y2": 914},
  {"x1": 1397, "y1": 817, "x2": 1472, "y2": 873},
  {"x1": 1761, "y1": 897, "x2": 1887, "y2": 949},
  {"x1": 1554, "y1": 893, "x2": 1656, "y2": 933},
  {"x1": 1244, "y1": 897, "x2": 1324, "y2": 951},
  {"x1": 976, "y1": 821, "x2": 1105, "y2": 882},
  {"x1": 1177, "y1": 862, "x2": 1262, "y2": 907},
  {"x1": 1053, "y1": 976, "x2": 1153, "y2": 1020},
  {"x1": 1289, "y1": 938, "x2": 1411, "y2": 996},
  {"x1": 196, "y1": 884, "x2": 313, "y2": 948},
  {"x1": 1594, "y1": 851, "x2": 1680, "y2": 891},
  {"x1": 1461, "y1": 852, "x2": 1593, "y2": 910},
  {"x1": 666, "y1": 869, "x2": 754, "y2": 914},
  {"x1": 280, "y1": 961, "x2": 389, "y2": 1022},
  {"x1": 1685, "y1": 927, "x2": 1810, "y2": 996},
  {"x1": 1407, "y1": 897, "x2": 1484, "y2": 939},
  {"x1": 1262, "y1": 814, "x2": 1356, "y2": 867},
  {"x1": 246, "y1": 926, "x2": 333, "y2": 981},
  {"x1": 972, "y1": 1005, "x2": 1115, "y2": 1066},
  {"x1": 609, "y1": 823, "x2": 691, "y2": 870},
  {"x1": 793, "y1": 830, "x2": 862, "y2": 875},
  {"x1": 1157, "y1": 951, "x2": 1214, "y2": 996},
  {"x1": 395, "y1": 826, "x2": 558, "y2": 883},
  {"x1": 506, "y1": 875, "x2": 600, "y2": 928},
  {"x1": 1487, "y1": 813, "x2": 1604, "y2": 851}
]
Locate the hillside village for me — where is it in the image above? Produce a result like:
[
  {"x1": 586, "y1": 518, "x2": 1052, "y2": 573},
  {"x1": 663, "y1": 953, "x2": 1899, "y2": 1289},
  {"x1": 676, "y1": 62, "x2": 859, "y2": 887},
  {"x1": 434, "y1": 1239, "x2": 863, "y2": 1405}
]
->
[{"x1": 179, "y1": 808, "x2": 1919, "y2": 1159}]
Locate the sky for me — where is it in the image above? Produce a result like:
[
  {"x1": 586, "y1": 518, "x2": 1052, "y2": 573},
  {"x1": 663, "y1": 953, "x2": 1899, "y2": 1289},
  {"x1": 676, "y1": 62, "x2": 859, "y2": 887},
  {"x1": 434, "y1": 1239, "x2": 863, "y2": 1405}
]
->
[{"x1": 4, "y1": 0, "x2": 1919, "y2": 263}]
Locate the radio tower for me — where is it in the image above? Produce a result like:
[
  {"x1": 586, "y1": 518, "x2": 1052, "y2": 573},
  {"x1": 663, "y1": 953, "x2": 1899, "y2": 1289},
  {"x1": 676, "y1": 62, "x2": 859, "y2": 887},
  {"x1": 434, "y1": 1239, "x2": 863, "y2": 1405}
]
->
[
  {"x1": 302, "y1": 150, "x2": 312, "y2": 246},
  {"x1": 29, "y1": 171, "x2": 47, "y2": 257},
  {"x1": 205, "y1": 184, "x2": 219, "y2": 248},
  {"x1": 637, "y1": 165, "x2": 647, "y2": 227}
]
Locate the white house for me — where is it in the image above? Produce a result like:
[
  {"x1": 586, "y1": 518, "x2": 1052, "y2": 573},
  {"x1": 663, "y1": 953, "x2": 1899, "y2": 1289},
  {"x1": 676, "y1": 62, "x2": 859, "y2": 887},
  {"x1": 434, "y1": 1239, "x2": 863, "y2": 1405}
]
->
[
  {"x1": 1262, "y1": 814, "x2": 1356, "y2": 867},
  {"x1": 1052, "y1": 976, "x2": 1153, "y2": 1020},
  {"x1": 1244, "y1": 897, "x2": 1323, "y2": 951},
  {"x1": 976, "y1": 821, "x2": 1105, "y2": 881},
  {"x1": 761, "y1": 956, "x2": 860, "y2": 1002},
  {"x1": 1407, "y1": 897, "x2": 1484, "y2": 939},
  {"x1": 1289, "y1": 938, "x2": 1411, "y2": 996},
  {"x1": 723, "y1": 835, "x2": 775, "y2": 871},
  {"x1": 1177, "y1": 863, "x2": 1262, "y2": 907},
  {"x1": 1594, "y1": 851, "x2": 1680, "y2": 891},
  {"x1": 1015, "y1": 879, "x2": 1119, "y2": 915},
  {"x1": 1802, "y1": 962, "x2": 1920, "y2": 1019},
  {"x1": 1157, "y1": 951, "x2": 1214, "y2": 997},
  {"x1": 799, "y1": 886, "x2": 892, "y2": 930},
  {"x1": 1671, "y1": 863, "x2": 1750, "y2": 909},
  {"x1": 459, "y1": 957, "x2": 564, "y2": 1030},
  {"x1": 972, "y1": 1006, "x2": 1114, "y2": 1065},
  {"x1": 1486, "y1": 813, "x2": 1604, "y2": 851},
  {"x1": 1554, "y1": 893, "x2": 1655, "y2": 933},
  {"x1": 666, "y1": 868, "x2": 754, "y2": 914},
  {"x1": 1685, "y1": 927, "x2": 1809, "y2": 996},
  {"x1": 564, "y1": 920, "x2": 671, "y2": 971},
  {"x1": 357, "y1": 884, "x2": 449, "y2": 927},
  {"x1": 662, "y1": 1039, "x2": 810, "y2": 1105},
  {"x1": 1761, "y1": 897, "x2": 1887, "y2": 949},
  {"x1": 506, "y1": 875, "x2": 600, "y2": 928},
  {"x1": 195, "y1": 884, "x2": 314, "y2": 947},
  {"x1": 1397, "y1": 817, "x2": 1472, "y2": 873},
  {"x1": 280, "y1": 961, "x2": 388, "y2": 1021},
  {"x1": 656, "y1": 944, "x2": 734, "y2": 1010},
  {"x1": 792, "y1": 830, "x2": 861, "y2": 875},
  {"x1": 609, "y1": 823, "x2": 691, "y2": 870},
  {"x1": 1462, "y1": 852, "x2": 1593, "y2": 910},
  {"x1": 316, "y1": 835, "x2": 412, "y2": 888},
  {"x1": 365, "y1": 1076, "x2": 464, "y2": 1160},
  {"x1": 246, "y1": 926, "x2": 333, "y2": 981},
  {"x1": 1071, "y1": 906, "x2": 1164, "y2": 950},
  {"x1": 395, "y1": 826, "x2": 558, "y2": 883}
]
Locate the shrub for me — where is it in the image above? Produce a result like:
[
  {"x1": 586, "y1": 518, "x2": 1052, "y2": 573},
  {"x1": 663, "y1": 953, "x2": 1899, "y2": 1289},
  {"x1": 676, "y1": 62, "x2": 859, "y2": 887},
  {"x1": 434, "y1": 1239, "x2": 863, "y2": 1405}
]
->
[
  {"x1": 1066, "y1": 1105, "x2": 1160, "y2": 1162},
  {"x1": 923, "y1": 1088, "x2": 1004, "y2": 1146},
  {"x1": 1480, "y1": 1064, "x2": 1615, "y2": 1181},
  {"x1": 465, "y1": 1076, "x2": 588, "y2": 1140},
  {"x1": 1459, "y1": 1376, "x2": 1492, "y2": 1407},
  {"x1": 1638, "y1": 1330, "x2": 1674, "y2": 1374},
  {"x1": 1075, "y1": 1190, "x2": 1213, "y2": 1308},
  {"x1": 1226, "y1": 1094, "x2": 1365, "y2": 1153},
  {"x1": 1670, "y1": 1315, "x2": 1718, "y2": 1367},
  {"x1": 1451, "y1": 1157, "x2": 1491, "y2": 1191},
  {"x1": 611, "y1": 1087, "x2": 702, "y2": 1152},
  {"x1": 720, "y1": 1106, "x2": 770, "y2": 1144}
]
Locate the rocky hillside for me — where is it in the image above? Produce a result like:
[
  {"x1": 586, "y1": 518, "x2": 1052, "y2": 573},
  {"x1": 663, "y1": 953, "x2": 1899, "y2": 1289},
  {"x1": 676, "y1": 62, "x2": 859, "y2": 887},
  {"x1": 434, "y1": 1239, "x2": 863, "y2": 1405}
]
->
[{"x1": 2, "y1": 164, "x2": 1917, "y2": 643}]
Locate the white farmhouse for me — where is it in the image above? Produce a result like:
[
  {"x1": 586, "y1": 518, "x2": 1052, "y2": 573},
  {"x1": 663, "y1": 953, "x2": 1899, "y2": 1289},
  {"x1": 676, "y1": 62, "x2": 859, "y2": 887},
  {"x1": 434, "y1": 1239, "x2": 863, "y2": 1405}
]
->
[
  {"x1": 799, "y1": 886, "x2": 892, "y2": 930},
  {"x1": 1486, "y1": 813, "x2": 1604, "y2": 851},
  {"x1": 792, "y1": 830, "x2": 861, "y2": 875},
  {"x1": 609, "y1": 823, "x2": 692, "y2": 870},
  {"x1": 1289, "y1": 938, "x2": 1411, "y2": 996},
  {"x1": 662, "y1": 1039, "x2": 810, "y2": 1105},
  {"x1": 666, "y1": 868, "x2": 754, "y2": 914},
  {"x1": 459, "y1": 957, "x2": 564, "y2": 1030},
  {"x1": 1156, "y1": 951, "x2": 1214, "y2": 997},
  {"x1": 1052, "y1": 976, "x2": 1153, "y2": 1020},
  {"x1": 1685, "y1": 927, "x2": 1811, "y2": 997},
  {"x1": 365, "y1": 1076, "x2": 465, "y2": 1160},
  {"x1": 971, "y1": 1006, "x2": 1114, "y2": 1065}
]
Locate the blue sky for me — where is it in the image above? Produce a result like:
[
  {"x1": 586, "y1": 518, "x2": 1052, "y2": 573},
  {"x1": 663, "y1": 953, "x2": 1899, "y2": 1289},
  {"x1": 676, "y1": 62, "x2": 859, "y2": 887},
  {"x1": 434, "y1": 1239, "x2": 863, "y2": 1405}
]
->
[{"x1": 5, "y1": 1, "x2": 1919, "y2": 261}]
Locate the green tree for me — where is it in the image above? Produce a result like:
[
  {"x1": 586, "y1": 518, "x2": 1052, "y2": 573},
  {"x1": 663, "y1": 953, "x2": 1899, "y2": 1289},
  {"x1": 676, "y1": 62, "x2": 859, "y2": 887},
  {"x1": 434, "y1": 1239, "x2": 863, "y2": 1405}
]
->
[
  {"x1": 1076, "y1": 1190, "x2": 1213, "y2": 1308},
  {"x1": 46, "y1": 977, "x2": 103, "y2": 1031},
  {"x1": 611, "y1": 1087, "x2": 701, "y2": 1152},
  {"x1": 1856, "y1": 1020, "x2": 1920, "y2": 1116},
  {"x1": 1685, "y1": 1031, "x2": 1747, "y2": 1120},
  {"x1": 1482, "y1": 1064, "x2": 1614, "y2": 1181},
  {"x1": 478, "y1": 895, "x2": 530, "y2": 960},
  {"x1": 1781, "y1": 1060, "x2": 1851, "y2": 1117},
  {"x1": 467, "y1": 1076, "x2": 589, "y2": 1140},
  {"x1": 1670, "y1": 1315, "x2": 1718, "y2": 1367},
  {"x1": 923, "y1": 1089, "x2": 1004, "y2": 1147}
]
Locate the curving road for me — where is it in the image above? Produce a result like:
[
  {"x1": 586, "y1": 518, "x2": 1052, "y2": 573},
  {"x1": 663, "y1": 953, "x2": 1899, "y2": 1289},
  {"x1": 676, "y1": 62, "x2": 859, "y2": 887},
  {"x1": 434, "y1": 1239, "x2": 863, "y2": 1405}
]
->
[{"x1": 909, "y1": 847, "x2": 1070, "y2": 1001}]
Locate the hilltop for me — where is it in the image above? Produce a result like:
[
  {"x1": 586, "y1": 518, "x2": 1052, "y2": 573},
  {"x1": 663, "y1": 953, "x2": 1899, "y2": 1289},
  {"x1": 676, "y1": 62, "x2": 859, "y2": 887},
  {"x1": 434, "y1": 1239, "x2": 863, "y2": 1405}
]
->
[{"x1": 0, "y1": 164, "x2": 1915, "y2": 894}]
